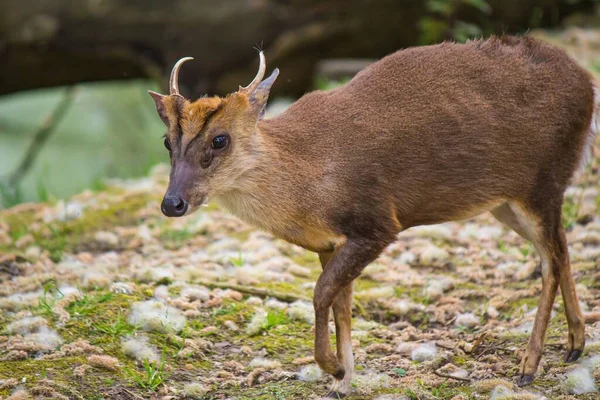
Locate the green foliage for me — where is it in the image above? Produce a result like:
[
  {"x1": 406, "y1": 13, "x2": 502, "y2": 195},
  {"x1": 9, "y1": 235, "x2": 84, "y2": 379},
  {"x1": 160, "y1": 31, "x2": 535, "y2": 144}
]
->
[
  {"x1": 229, "y1": 251, "x2": 245, "y2": 267},
  {"x1": 314, "y1": 76, "x2": 351, "y2": 91},
  {"x1": 562, "y1": 195, "x2": 581, "y2": 229},
  {"x1": 37, "y1": 279, "x2": 65, "y2": 317},
  {"x1": 0, "y1": 182, "x2": 23, "y2": 209},
  {"x1": 125, "y1": 357, "x2": 166, "y2": 391},
  {"x1": 261, "y1": 310, "x2": 289, "y2": 332},
  {"x1": 67, "y1": 292, "x2": 114, "y2": 317},
  {"x1": 93, "y1": 313, "x2": 136, "y2": 341},
  {"x1": 420, "y1": 0, "x2": 492, "y2": 44},
  {"x1": 160, "y1": 228, "x2": 193, "y2": 249}
]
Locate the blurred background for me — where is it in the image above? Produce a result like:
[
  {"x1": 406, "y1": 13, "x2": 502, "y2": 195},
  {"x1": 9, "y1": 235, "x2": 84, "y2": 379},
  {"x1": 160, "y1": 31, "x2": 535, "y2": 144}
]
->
[{"x1": 2, "y1": 0, "x2": 600, "y2": 208}]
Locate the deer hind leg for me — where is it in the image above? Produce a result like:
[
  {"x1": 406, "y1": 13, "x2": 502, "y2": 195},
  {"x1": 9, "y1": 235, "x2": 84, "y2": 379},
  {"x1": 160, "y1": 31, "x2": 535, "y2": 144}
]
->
[
  {"x1": 492, "y1": 201, "x2": 584, "y2": 386},
  {"x1": 319, "y1": 252, "x2": 354, "y2": 398}
]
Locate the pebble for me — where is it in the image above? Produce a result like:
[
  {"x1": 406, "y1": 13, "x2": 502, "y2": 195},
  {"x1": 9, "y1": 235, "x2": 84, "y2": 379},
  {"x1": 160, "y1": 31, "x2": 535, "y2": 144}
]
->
[
  {"x1": 224, "y1": 320, "x2": 239, "y2": 331},
  {"x1": 411, "y1": 342, "x2": 437, "y2": 362},
  {"x1": 94, "y1": 231, "x2": 119, "y2": 247},
  {"x1": 419, "y1": 245, "x2": 450, "y2": 266},
  {"x1": 455, "y1": 313, "x2": 480, "y2": 329}
]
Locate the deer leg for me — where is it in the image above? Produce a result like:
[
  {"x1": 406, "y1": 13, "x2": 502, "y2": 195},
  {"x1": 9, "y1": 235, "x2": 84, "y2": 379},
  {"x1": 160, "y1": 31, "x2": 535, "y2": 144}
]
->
[
  {"x1": 517, "y1": 258, "x2": 558, "y2": 386},
  {"x1": 319, "y1": 251, "x2": 354, "y2": 398},
  {"x1": 498, "y1": 202, "x2": 583, "y2": 387},
  {"x1": 554, "y1": 228, "x2": 585, "y2": 363},
  {"x1": 493, "y1": 203, "x2": 557, "y2": 386},
  {"x1": 313, "y1": 239, "x2": 388, "y2": 396}
]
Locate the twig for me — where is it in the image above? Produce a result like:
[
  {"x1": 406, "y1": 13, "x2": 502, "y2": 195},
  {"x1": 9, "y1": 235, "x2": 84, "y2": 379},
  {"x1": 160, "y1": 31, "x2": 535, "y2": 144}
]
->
[
  {"x1": 193, "y1": 279, "x2": 311, "y2": 303},
  {"x1": 433, "y1": 370, "x2": 471, "y2": 382},
  {"x1": 7, "y1": 86, "x2": 77, "y2": 187},
  {"x1": 123, "y1": 388, "x2": 146, "y2": 400}
]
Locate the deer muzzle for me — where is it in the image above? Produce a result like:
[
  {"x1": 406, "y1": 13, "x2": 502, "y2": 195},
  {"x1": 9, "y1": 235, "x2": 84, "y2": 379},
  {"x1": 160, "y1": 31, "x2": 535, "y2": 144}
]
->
[{"x1": 162, "y1": 161, "x2": 197, "y2": 217}]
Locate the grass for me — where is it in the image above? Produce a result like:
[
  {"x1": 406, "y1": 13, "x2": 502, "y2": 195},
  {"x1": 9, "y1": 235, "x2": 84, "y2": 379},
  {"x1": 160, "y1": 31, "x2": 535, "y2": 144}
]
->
[
  {"x1": 93, "y1": 313, "x2": 136, "y2": 341},
  {"x1": 125, "y1": 357, "x2": 166, "y2": 391},
  {"x1": 67, "y1": 293, "x2": 114, "y2": 317},
  {"x1": 261, "y1": 310, "x2": 289, "y2": 332},
  {"x1": 38, "y1": 280, "x2": 64, "y2": 317},
  {"x1": 562, "y1": 195, "x2": 581, "y2": 230},
  {"x1": 229, "y1": 251, "x2": 245, "y2": 267}
]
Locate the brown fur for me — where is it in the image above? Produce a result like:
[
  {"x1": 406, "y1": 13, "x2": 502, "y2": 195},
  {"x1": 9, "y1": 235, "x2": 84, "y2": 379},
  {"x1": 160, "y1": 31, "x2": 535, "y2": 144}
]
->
[{"x1": 150, "y1": 35, "x2": 595, "y2": 396}]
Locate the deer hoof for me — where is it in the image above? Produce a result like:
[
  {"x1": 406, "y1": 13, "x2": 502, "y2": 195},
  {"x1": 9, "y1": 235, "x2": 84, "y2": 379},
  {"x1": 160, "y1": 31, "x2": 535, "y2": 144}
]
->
[
  {"x1": 565, "y1": 349, "x2": 583, "y2": 363},
  {"x1": 517, "y1": 374, "x2": 535, "y2": 387}
]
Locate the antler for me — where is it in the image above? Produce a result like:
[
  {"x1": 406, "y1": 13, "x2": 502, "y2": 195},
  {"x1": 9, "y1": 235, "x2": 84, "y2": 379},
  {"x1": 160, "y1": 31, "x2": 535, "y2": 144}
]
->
[
  {"x1": 239, "y1": 51, "x2": 266, "y2": 94},
  {"x1": 169, "y1": 57, "x2": 194, "y2": 96}
]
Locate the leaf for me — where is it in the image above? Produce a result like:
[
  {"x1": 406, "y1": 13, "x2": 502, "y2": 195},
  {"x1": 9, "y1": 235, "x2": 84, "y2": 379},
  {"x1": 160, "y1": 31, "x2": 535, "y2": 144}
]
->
[
  {"x1": 426, "y1": 0, "x2": 454, "y2": 16},
  {"x1": 394, "y1": 368, "x2": 407, "y2": 377},
  {"x1": 462, "y1": 0, "x2": 492, "y2": 14},
  {"x1": 419, "y1": 18, "x2": 449, "y2": 45},
  {"x1": 452, "y1": 21, "x2": 482, "y2": 43}
]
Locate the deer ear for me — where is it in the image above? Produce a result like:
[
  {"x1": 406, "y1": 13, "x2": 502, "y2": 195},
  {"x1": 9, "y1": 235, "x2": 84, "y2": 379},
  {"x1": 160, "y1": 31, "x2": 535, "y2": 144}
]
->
[
  {"x1": 148, "y1": 90, "x2": 169, "y2": 126},
  {"x1": 248, "y1": 68, "x2": 279, "y2": 119}
]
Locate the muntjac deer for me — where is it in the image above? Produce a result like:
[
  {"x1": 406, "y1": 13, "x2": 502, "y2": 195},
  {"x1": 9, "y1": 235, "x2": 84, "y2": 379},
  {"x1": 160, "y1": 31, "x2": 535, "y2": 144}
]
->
[{"x1": 148, "y1": 35, "x2": 598, "y2": 397}]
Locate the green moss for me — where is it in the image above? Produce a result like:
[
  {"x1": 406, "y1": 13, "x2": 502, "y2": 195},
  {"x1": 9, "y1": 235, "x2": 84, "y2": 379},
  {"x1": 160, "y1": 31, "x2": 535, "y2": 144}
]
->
[
  {"x1": 290, "y1": 251, "x2": 319, "y2": 267},
  {"x1": 1, "y1": 192, "x2": 158, "y2": 259},
  {"x1": 218, "y1": 380, "x2": 319, "y2": 400},
  {"x1": 159, "y1": 228, "x2": 194, "y2": 249}
]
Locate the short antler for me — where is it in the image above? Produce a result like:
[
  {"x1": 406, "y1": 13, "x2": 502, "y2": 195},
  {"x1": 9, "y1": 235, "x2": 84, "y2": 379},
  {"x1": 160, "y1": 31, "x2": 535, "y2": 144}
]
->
[
  {"x1": 169, "y1": 57, "x2": 194, "y2": 96},
  {"x1": 239, "y1": 51, "x2": 266, "y2": 94}
]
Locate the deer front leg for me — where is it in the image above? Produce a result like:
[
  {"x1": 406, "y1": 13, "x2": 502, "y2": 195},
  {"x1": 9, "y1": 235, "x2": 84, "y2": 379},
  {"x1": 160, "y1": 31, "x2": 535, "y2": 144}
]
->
[
  {"x1": 319, "y1": 250, "x2": 354, "y2": 397},
  {"x1": 314, "y1": 239, "x2": 388, "y2": 397}
]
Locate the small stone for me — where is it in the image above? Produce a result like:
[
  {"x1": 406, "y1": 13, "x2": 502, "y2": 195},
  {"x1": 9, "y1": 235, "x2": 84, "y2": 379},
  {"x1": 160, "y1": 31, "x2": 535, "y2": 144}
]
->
[
  {"x1": 87, "y1": 355, "x2": 119, "y2": 371},
  {"x1": 287, "y1": 264, "x2": 311, "y2": 277},
  {"x1": 94, "y1": 231, "x2": 119, "y2": 247},
  {"x1": 15, "y1": 234, "x2": 34, "y2": 249},
  {"x1": 366, "y1": 343, "x2": 393, "y2": 353},
  {"x1": 245, "y1": 296, "x2": 263, "y2": 306},
  {"x1": 487, "y1": 306, "x2": 499, "y2": 319},
  {"x1": 265, "y1": 298, "x2": 287, "y2": 310},
  {"x1": 183, "y1": 382, "x2": 209, "y2": 399},
  {"x1": 248, "y1": 357, "x2": 281, "y2": 370},
  {"x1": 24, "y1": 246, "x2": 41, "y2": 259},
  {"x1": 355, "y1": 286, "x2": 395, "y2": 301},
  {"x1": 224, "y1": 320, "x2": 239, "y2": 331},
  {"x1": 222, "y1": 290, "x2": 243, "y2": 301},
  {"x1": 411, "y1": 342, "x2": 437, "y2": 362},
  {"x1": 411, "y1": 225, "x2": 452, "y2": 240},
  {"x1": 110, "y1": 282, "x2": 134, "y2": 295},
  {"x1": 455, "y1": 313, "x2": 480, "y2": 329},
  {"x1": 419, "y1": 245, "x2": 450, "y2": 266},
  {"x1": 437, "y1": 363, "x2": 470, "y2": 379},
  {"x1": 292, "y1": 356, "x2": 314, "y2": 365}
]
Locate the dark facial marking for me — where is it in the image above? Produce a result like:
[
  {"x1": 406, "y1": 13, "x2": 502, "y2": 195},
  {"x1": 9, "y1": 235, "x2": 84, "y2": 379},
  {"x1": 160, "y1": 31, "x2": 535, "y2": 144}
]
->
[{"x1": 201, "y1": 148, "x2": 213, "y2": 168}]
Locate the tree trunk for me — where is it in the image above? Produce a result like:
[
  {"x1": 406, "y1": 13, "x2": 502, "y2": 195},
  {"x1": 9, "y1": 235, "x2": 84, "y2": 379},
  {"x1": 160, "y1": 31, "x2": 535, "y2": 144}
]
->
[{"x1": 0, "y1": 0, "x2": 594, "y2": 98}]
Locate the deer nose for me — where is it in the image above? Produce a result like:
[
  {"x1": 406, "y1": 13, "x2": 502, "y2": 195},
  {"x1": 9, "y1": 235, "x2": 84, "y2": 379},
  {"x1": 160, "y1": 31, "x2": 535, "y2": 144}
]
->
[{"x1": 161, "y1": 195, "x2": 188, "y2": 217}]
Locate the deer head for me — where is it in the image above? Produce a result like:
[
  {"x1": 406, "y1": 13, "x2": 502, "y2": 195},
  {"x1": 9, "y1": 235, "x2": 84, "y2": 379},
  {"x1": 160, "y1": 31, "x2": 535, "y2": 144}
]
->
[{"x1": 149, "y1": 52, "x2": 279, "y2": 217}]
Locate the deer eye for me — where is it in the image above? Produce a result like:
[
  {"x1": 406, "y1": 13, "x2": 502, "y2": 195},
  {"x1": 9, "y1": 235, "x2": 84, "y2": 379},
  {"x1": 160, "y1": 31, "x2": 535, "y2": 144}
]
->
[
  {"x1": 164, "y1": 138, "x2": 171, "y2": 152},
  {"x1": 211, "y1": 135, "x2": 228, "y2": 150}
]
